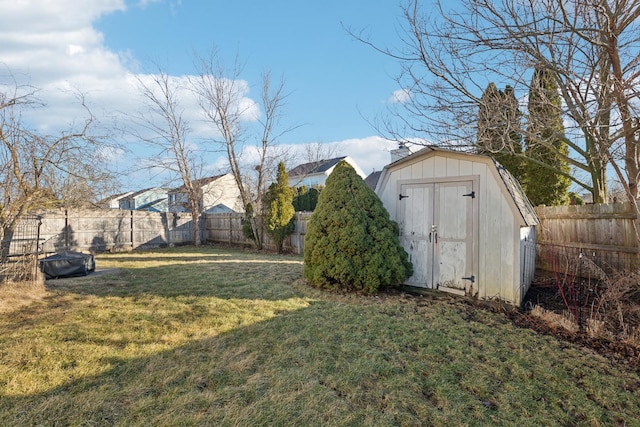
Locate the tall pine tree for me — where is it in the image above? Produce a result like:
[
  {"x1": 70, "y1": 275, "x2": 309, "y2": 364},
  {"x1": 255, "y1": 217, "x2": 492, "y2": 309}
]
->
[
  {"x1": 264, "y1": 162, "x2": 295, "y2": 253},
  {"x1": 477, "y1": 83, "x2": 526, "y2": 182},
  {"x1": 524, "y1": 66, "x2": 571, "y2": 206}
]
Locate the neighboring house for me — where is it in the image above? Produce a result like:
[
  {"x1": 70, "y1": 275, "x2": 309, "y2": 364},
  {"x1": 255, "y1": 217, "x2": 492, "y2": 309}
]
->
[
  {"x1": 375, "y1": 146, "x2": 538, "y2": 306},
  {"x1": 364, "y1": 171, "x2": 383, "y2": 191},
  {"x1": 288, "y1": 156, "x2": 366, "y2": 188},
  {"x1": 99, "y1": 192, "x2": 133, "y2": 209},
  {"x1": 365, "y1": 143, "x2": 412, "y2": 190},
  {"x1": 168, "y1": 174, "x2": 244, "y2": 214},
  {"x1": 140, "y1": 198, "x2": 170, "y2": 213},
  {"x1": 118, "y1": 187, "x2": 170, "y2": 212}
]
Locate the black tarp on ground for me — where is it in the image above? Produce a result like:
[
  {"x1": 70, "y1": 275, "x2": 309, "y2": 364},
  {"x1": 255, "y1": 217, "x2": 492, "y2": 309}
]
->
[{"x1": 39, "y1": 251, "x2": 95, "y2": 279}]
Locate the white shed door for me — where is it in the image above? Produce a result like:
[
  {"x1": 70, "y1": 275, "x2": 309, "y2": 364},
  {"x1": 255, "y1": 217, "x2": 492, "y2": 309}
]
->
[
  {"x1": 398, "y1": 184, "x2": 436, "y2": 287},
  {"x1": 398, "y1": 181, "x2": 475, "y2": 293}
]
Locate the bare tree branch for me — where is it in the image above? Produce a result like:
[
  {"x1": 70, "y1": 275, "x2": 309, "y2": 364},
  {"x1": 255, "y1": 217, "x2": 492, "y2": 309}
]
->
[
  {"x1": 191, "y1": 49, "x2": 294, "y2": 249},
  {"x1": 352, "y1": 0, "x2": 640, "y2": 205}
]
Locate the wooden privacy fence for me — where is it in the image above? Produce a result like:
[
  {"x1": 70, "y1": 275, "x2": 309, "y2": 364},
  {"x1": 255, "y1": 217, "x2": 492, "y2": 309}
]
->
[
  {"x1": 24, "y1": 209, "x2": 312, "y2": 255},
  {"x1": 205, "y1": 212, "x2": 312, "y2": 254},
  {"x1": 37, "y1": 209, "x2": 194, "y2": 253},
  {"x1": 535, "y1": 203, "x2": 640, "y2": 275},
  {"x1": 11, "y1": 205, "x2": 640, "y2": 276}
]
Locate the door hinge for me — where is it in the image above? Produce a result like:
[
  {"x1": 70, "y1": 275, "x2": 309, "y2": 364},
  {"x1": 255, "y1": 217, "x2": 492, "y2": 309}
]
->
[
  {"x1": 462, "y1": 275, "x2": 475, "y2": 283},
  {"x1": 399, "y1": 194, "x2": 409, "y2": 200},
  {"x1": 462, "y1": 191, "x2": 475, "y2": 198}
]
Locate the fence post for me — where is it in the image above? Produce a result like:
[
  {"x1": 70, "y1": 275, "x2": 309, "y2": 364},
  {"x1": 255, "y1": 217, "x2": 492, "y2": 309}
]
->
[
  {"x1": 34, "y1": 216, "x2": 42, "y2": 277},
  {"x1": 64, "y1": 209, "x2": 69, "y2": 250},
  {"x1": 130, "y1": 210, "x2": 135, "y2": 249}
]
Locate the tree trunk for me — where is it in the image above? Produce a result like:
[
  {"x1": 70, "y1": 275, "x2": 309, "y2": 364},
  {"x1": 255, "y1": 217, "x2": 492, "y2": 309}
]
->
[
  {"x1": 189, "y1": 200, "x2": 202, "y2": 247},
  {"x1": 250, "y1": 215, "x2": 263, "y2": 250},
  {"x1": 0, "y1": 225, "x2": 14, "y2": 264},
  {"x1": 591, "y1": 167, "x2": 608, "y2": 204},
  {"x1": 192, "y1": 212, "x2": 201, "y2": 246}
]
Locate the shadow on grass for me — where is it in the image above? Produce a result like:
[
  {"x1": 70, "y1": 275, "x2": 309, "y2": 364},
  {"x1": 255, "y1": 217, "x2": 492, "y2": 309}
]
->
[
  {"x1": 3, "y1": 297, "x2": 640, "y2": 427},
  {"x1": 97, "y1": 246, "x2": 303, "y2": 265},
  {"x1": 44, "y1": 259, "x2": 304, "y2": 301}
]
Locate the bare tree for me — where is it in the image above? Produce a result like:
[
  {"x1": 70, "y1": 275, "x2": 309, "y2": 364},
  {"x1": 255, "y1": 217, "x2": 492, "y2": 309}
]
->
[
  {"x1": 1, "y1": 76, "x2": 115, "y2": 261},
  {"x1": 134, "y1": 70, "x2": 205, "y2": 246},
  {"x1": 350, "y1": 0, "x2": 640, "y2": 205},
  {"x1": 191, "y1": 50, "x2": 292, "y2": 249},
  {"x1": 302, "y1": 141, "x2": 339, "y2": 165}
]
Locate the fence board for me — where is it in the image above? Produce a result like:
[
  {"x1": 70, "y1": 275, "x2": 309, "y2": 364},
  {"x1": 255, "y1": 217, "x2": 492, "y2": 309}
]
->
[{"x1": 535, "y1": 203, "x2": 640, "y2": 275}]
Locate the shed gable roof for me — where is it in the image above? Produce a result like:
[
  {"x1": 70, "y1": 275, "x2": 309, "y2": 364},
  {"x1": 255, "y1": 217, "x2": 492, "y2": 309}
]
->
[
  {"x1": 378, "y1": 146, "x2": 538, "y2": 226},
  {"x1": 492, "y1": 158, "x2": 538, "y2": 226}
]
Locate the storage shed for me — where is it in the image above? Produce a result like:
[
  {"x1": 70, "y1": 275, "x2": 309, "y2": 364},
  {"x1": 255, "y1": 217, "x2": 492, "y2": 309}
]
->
[{"x1": 375, "y1": 147, "x2": 538, "y2": 306}]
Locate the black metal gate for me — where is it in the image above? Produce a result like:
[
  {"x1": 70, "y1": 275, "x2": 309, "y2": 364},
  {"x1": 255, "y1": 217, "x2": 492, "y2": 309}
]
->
[{"x1": 1, "y1": 215, "x2": 43, "y2": 283}]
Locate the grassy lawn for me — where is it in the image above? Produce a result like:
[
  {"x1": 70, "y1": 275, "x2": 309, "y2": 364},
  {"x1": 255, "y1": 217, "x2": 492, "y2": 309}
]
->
[{"x1": 1, "y1": 246, "x2": 639, "y2": 426}]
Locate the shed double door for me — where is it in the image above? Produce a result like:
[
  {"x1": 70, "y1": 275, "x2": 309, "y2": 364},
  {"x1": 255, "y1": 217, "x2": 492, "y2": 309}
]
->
[{"x1": 398, "y1": 181, "x2": 475, "y2": 293}]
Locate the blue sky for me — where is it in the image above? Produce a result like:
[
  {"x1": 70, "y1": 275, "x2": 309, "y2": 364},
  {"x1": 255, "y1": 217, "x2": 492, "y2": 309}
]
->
[
  {"x1": 1, "y1": 0, "x2": 415, "y2": 190},
  {"x1": 95, "y1": 0, "x2": 406, "y2": 141}
]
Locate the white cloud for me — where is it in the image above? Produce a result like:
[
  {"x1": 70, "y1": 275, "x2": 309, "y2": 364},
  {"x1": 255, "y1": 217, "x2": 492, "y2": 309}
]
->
[
  {"x1": 0, "y1": 1, "x2": 402, "y2": 191},
  {"x1": 0, "y1": 1, "x2": 126, "y2": 82},
  {"x1": 0, "y1": 0, "x2": 267, "y2": 194},
  {"x1": 66, "y1": 44, "x2": 86, "y2": 56},
  {"x1": 0, "y1": 0, "x2": 261, "y2": 173},
  {"x1": 282, "y1": 136, "x2": 398, "y2": 176},
  {"x1": 332, "y1": 136, "x2": 399, "y2": 174},
  {"x1": 389, "y1": 88, "x2": 411, "y2": 104}
]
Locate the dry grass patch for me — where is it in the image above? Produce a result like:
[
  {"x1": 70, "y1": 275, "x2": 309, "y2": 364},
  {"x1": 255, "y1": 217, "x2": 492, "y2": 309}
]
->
[
  {"x1": 1, "y1": 246, "x2": 639, "y2": 426},
  {"x1": 0, "y1": 279, "x2": 47, "y2": 313}
]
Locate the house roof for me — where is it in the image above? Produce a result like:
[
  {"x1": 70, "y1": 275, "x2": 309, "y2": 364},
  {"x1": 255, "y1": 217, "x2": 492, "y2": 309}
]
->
[
  {"x1": 99, "y1": 191, "x2": 133, "y2": 204},
  {"x1": 364, "y1": 170, "x2": 382, "y2": 190},
  {"x1": 288, "y1": 156, "x2": 347, "y2": 177},
  {"x1": 122, "y1": 187, "x2": 168, "y2": 200},
  {"x1": 168, "y1": 174, "x2": 226, "y2": 193},
  {"x1": 136, "y1": 198, "x2": 168, "y2": 211}
]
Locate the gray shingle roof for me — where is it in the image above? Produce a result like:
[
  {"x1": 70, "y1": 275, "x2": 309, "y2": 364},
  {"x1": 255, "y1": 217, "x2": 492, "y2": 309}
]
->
[
  {"x1": 364, "y1": 170, "x2": 382, "y2": 190},
  {"x1": 288, "y1": 156, "x2": 347, "y2": 177},
  {"x1": 168, "y1": 174, "x2": 226, "y2": 193}
]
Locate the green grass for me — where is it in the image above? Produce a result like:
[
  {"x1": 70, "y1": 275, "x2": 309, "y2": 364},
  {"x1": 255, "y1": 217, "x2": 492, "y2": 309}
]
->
[{"x1": 1, "y1": 246, "x2": 639, "y2": 426}]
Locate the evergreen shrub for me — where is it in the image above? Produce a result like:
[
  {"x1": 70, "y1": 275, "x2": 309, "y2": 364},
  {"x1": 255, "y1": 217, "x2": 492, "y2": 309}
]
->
[{"x1": 303, "y1": 161, "x2": 412, "y2": 294}]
